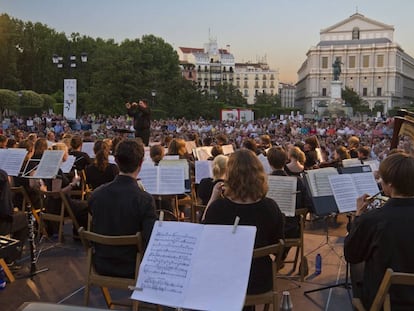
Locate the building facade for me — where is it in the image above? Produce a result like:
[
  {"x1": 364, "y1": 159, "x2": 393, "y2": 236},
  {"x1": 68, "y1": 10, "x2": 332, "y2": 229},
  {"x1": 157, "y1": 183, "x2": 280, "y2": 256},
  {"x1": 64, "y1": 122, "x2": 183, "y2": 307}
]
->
[
  {"x1": 278, "y1": 83, "x2": 296, "y2": 108},
  {"x1": 178, "y1": 39, "x2": 279, "y2": 105},
  {"x1": 296, "y1": 13, "x2": 414, "y2": 114}
]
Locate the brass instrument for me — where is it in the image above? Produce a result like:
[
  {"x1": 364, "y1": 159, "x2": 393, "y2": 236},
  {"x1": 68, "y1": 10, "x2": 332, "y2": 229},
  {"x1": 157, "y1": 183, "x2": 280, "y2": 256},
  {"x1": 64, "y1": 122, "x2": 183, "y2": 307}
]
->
[{"x1": 366, "y1": 192, "x2": 389, "y2": 209}]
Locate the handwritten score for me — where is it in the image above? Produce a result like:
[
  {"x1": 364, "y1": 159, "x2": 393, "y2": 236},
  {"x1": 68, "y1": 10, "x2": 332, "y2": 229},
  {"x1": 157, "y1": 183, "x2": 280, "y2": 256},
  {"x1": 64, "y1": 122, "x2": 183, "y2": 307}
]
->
[
  {"x1": 132, "y1": 221, "x2": 256, "y2": 311},
  {"x1": 267, "y1": 175, "x2": 297, "y2": 217},
  {"x1": 195, "y1": 160, "x2": 213, "y2": 184},
  {"x1": 0, "y1": 148, "x2": 27, "y2": 176},
  {"x1": 328, "y1": 172, "x2": 380, "y2": 213}
]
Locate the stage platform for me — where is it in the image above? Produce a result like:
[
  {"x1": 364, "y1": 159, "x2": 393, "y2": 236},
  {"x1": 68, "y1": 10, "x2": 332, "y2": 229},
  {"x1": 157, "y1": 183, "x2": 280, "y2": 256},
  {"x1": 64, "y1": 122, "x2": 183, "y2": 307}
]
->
[{"x1": 2, "y1": 214, "x2": 353, "y2": 311}]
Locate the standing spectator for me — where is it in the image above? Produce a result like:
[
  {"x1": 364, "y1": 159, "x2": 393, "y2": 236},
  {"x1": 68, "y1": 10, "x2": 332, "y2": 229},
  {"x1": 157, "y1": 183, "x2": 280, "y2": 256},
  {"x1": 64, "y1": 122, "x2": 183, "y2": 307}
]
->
[{"x1": 126, "y1": 100, "x2": 151, "y2": 146}]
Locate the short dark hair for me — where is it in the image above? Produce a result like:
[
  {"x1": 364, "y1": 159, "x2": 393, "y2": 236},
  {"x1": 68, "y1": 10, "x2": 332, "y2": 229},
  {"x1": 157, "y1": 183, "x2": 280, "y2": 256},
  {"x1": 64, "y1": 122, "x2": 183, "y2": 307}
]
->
[
  {"x1": 267, "y1": 146, "x2": 287, "y2": 170},
  {"x1": 114, "y1": 139, "x2": 144, "y2": 173},
  {"x1": 70, "y1": 135, "x2": 83, "y2": 150},
  {"x1": 379, "y1": 152, "x2": 414, "y2": 196}
]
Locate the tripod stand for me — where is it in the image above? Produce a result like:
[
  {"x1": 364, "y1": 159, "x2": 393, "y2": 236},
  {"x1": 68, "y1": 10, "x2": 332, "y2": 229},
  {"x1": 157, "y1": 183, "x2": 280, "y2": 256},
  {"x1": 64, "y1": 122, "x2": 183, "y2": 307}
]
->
[{"x1": 304, "y1": 214, "x2": 353, "y2": 297}]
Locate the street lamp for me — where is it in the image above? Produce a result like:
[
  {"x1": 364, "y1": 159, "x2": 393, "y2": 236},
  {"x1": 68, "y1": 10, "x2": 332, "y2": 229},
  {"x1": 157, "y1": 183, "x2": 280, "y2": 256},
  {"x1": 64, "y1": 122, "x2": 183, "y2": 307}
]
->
[
  {"x1": 151, "y1": 89, "x2": 157, "y2": 108},
  {"x1": 52, "y1": 52, "x2": 88, "y2": 120}
]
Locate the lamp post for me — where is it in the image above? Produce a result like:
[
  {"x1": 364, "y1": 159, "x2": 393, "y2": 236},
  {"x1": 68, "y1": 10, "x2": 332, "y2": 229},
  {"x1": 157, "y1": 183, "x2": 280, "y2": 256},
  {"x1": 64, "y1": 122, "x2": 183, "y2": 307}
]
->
[
  {"x1": 151, "y1": 89, "x2": 157, "y2": 108},
  {"x1": 52, "y1": 52, "x2": 87, "y2": 119}
]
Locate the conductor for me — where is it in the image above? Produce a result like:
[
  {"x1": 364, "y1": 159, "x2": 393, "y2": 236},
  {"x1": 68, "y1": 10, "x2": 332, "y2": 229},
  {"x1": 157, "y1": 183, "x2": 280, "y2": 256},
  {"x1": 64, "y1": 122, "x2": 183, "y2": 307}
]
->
[{"x1": 125, "y1": 99, "x2": 151, "y2": 146}]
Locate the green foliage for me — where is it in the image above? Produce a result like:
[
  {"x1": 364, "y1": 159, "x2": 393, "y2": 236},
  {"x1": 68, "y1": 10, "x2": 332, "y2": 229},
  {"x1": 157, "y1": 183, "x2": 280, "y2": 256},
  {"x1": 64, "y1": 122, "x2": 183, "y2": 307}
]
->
[
  {"x1": 0, "y1": 89, "x2": 19, "y2": 119},
  {"x1": 215, "y1": 83, "x2": 247, "y2": 108},
  {"x1": 40, "y1": 93, "x2": 56, "y2": 110},
  {"x1": 17, "y1": 90, "x2": 44, "y2": 116},
  {"x1": 252, "y1": 93, "x2": 281, "y2": 118},
  {"x1": 341, "y1": 86, "x2": 367, "y2": 113}
]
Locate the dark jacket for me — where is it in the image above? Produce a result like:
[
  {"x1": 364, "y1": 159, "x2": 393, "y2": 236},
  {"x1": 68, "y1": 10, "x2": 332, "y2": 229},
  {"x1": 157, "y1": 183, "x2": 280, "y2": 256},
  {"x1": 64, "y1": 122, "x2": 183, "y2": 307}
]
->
[
  {"x1": 344, "y1": 198, "x2": 414, "y2": 310},
  {"x1": 89, "y1": 175, "x2": 157, "y2": 278}
]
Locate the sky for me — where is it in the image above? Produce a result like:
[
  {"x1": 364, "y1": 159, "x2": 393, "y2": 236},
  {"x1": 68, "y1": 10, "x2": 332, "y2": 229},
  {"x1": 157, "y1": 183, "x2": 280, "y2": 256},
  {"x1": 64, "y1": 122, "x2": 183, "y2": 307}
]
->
[{"x1": 1, "y1": 0, "x2": 414, "y2": 83}]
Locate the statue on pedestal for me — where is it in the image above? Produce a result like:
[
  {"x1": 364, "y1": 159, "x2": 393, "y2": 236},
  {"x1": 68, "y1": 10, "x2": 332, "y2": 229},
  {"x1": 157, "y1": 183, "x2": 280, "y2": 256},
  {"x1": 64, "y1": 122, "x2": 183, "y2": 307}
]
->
[{"x1": 332, "y1": 57, "x2": 343, "y2": 81}]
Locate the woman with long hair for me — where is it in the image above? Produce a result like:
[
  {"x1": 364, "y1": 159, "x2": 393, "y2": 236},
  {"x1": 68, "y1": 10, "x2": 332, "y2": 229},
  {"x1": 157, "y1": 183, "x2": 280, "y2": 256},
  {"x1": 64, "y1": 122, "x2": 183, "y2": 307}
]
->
[
  {"x1": 202, "y1": 149, "x2": 284, "y2": 304},
  {"x1": 85, "y1": 140, "x2": 119, "y2": 190}
]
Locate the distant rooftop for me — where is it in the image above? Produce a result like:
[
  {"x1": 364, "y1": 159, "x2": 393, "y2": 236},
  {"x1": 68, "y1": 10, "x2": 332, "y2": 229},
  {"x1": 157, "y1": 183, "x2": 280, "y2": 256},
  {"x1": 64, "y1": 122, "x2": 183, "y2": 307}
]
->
[{"x1": 179, "y1": 47, "x2": 230, "y2": 54}]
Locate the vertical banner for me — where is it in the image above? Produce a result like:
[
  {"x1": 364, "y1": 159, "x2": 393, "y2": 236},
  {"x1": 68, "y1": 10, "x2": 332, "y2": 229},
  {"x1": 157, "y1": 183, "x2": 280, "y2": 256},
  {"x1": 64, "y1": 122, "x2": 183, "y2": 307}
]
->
[{"x1": 64, "y1": 79, "x2": 77, "y2": 120}]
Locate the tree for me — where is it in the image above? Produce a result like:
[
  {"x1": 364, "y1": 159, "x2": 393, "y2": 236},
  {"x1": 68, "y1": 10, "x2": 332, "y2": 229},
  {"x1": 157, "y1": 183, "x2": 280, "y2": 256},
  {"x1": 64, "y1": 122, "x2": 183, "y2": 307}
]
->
[
  {"x1": 215, "y1": 83, "x2": 247, "y2": 108},
  {"x1": 341, "y1": 86, "x2": 368, "y2": 113},
  {"x1": 0, "y1": 89, "x2": 19, "y2": 120}
]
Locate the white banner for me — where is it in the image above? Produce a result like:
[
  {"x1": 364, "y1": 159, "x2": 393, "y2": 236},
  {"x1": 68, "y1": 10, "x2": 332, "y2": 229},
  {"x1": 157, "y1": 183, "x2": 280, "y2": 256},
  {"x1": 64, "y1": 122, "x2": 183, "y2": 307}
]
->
[{"x1": 64, "y1": 79, "x2": 77, "y2": 119}]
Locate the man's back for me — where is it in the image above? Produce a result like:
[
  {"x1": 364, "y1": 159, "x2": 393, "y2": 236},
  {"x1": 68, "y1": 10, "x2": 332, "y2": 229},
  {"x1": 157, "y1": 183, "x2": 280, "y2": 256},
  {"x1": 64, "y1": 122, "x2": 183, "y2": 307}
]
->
[{"x1": 89, "y1": 174, "x2": 156, "y2": 278}]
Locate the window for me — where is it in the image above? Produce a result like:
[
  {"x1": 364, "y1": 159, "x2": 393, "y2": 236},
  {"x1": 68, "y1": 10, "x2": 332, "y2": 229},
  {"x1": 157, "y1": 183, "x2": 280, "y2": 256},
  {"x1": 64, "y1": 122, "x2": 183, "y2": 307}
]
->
[
  {"x1": 322, "y1": 57, "x2": 328, "y2": 68},
  {"x1": 377, "y1": 55, "x2": 384, "y2": 67},
  {"x1": 352, "y1": 27, "x2": 360, "y2": 40},
  {"x1": 236, "y1": 81, "x2": 240, "y2": 87},
  {"x1": 363, "y1": 55, "x2": 370, "y2": 68},
  {"x1": 363, "y1": 88, "x2": 368, "y2": 96},
  {"x1": 349, "y1": 56, "x2": 356, "y2": 68},
  {"x1": 244, "y1": 90, "x2": 248, "y2": 97},
  {"x1": 377, "y1": 88, "x2": 382, "y2": 96},
  {"x1": 263, "y1": 74, "x2": 267, "y2": 80},
  {"x1": 188, "y1": 71, "x2": 192, "y2": 78},
  {"x1": 262, "y1": 81, "x2": 267, "y2": 88},
  {"x1": 322, "y1": 88, "x2": 327, "y2": 96}
]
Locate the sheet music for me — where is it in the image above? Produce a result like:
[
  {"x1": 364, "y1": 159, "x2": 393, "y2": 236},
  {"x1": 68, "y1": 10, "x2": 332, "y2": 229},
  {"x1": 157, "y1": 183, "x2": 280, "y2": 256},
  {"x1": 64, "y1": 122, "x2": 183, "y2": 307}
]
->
[
  {"x1": 160, "y1": 159, "x2": 190, "y2": 190},
  {"x1": 132, "y1": 221, "x2": 256, "y2": 311},
  {"x1": 138, "y1": 164, "x2": 186, "y2": 195},
  {"x1": 221, "y1": 144, "x2": 234, "y2": 155},
  {"x1": 60, "y1": 155, "x2": 76, "y2": 174},
  {"x1": 342, "y1": 158, "x2": 363, "y2": 167},
  {"x1": 258, "y1": 153, "x2": 272, "y2": 174},
  {"x1": 0, "y1": 148, "x2": 27, "y2": 176},
  {"x1": 195, "y1": 160, "x2": 213, "y2": 184},
  {"x1": 328, "y1": 173, "x2": 380, "y2": 213},
  {"x1": 305, "y1": 167, "x2": 338, "y2": 197},
  {"x1": 267, "y1": 175, "x2": 297, "y2": 217},
  {"x1": 81, "y1": 142, "x2": 95, "y2": 158},
  {"x1": 194, "y1": 146, "x2": 212, "y2": 161},
  {"x1": 363, "y1": 160, "x2": 380, "y2": 172},
  {"x1": 32, "y1": 150, "x2": 64, "y2": 179},
  {"x1": 185, "y1": 141, "x2": 197, "y2": 155},
  {"x1": 328, "y1": 174, "x2": 358, "y2": 213}
]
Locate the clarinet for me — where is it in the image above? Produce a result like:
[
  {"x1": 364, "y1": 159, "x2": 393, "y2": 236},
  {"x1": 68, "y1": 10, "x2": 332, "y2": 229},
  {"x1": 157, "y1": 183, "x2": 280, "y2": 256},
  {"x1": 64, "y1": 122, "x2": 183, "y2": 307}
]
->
[{"x1": 26, "y1": 203, "x2": 37, "y2": 275}]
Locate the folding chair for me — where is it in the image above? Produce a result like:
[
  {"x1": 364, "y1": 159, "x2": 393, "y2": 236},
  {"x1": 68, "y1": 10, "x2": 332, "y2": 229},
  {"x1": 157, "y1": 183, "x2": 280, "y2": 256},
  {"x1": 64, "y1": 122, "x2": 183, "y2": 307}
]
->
[
  {"x1": 38, "y1": 191, "x2": 80, "y2": 243},
  {"x1": 78, "y1": 227, "x2": 161, "y2": 311},
  {"x1": 352, "y1": 268, "x2": 414, "y2": 311},
  {"x1": 244, "y1": 240, "x2": 285, "y2": 311}
]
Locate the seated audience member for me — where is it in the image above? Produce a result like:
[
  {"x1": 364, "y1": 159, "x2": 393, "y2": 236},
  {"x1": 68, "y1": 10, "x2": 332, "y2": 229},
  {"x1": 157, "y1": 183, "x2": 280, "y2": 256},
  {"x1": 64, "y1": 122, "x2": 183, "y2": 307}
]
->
[
  {"x1": 202, "y1": 149, "x2": 284, "y2": 299},
  {"x1": 0, "y1": 135, "x2": 8, "y2": 148},
  {"x1": 6, "y1": 138, "x2": 17, "y2": 148},
  {"x1": 149, "y1": 144, "x2": 165, "y2": 165},
  {"x1": 344, "y1": 152, "x2": 414, "y2": 310},
  {"x1": 197, "y1": 155, "x2": 228, "y2": 206},
  {"x1": 0, "y1": 169, "x2": 28, "y2": 265},
  {"x1": 85, "y1": 140, "x2": 119, "y2": 190},
  {"x1": 89, "y1": 139, "x2": 157, "y2": 278},
  {"x1": 259, "y1": 134, "x2": 272, "y2": 155},
  {"x1": 242, "y1": 138, "x2": 260, "y2": 155},
  {"x1": 285, "y1": 146, "x2": 306, "y2": 176}
]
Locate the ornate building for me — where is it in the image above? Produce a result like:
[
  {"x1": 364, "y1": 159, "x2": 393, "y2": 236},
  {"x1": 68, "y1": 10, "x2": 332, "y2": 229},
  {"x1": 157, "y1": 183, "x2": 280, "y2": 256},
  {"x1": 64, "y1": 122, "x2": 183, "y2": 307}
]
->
[
  {"x1": 178, "y1": 38, "x2": 279, "y2": 105},
  {"x1": 296, "y1": 13, "x2": 414, "y2": 114}
]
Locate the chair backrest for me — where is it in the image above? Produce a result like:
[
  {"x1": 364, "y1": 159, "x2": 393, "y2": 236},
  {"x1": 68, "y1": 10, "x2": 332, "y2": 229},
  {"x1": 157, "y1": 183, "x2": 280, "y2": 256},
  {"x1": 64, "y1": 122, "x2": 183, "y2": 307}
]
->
[
  {"x1": 245, "y1": 240, "x2": 285, "y2": 311},
  {"x1": 370, "y1": 268, "x2": 414, "y2": 311},
  {"x1": 78, "y1": 227, "x2": 143, "y2": 279}
]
